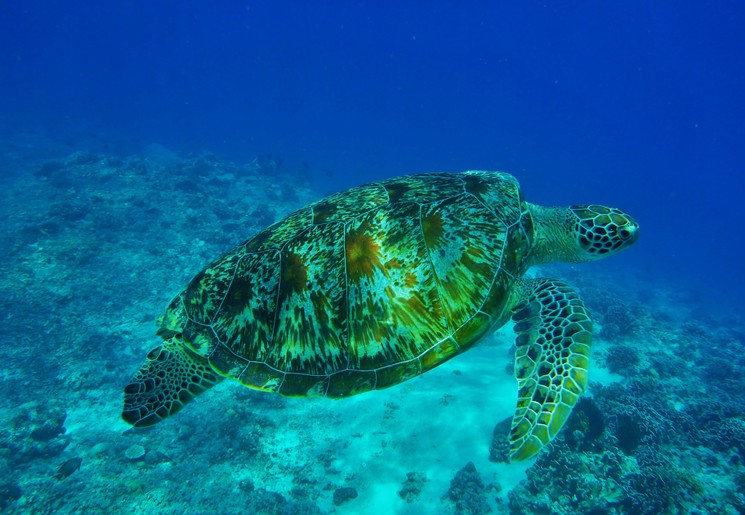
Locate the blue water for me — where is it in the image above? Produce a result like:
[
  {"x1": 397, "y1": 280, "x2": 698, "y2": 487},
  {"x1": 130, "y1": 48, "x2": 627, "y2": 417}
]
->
[
  {"x1": 1, "y1": 2, "x2": 743, "y2": 513},
  {"x1": 3, "y1": 2, "x2": 743, "y2": 303},
  {"x1": 5, "y1": 1, "x2": 745, "y2": 302}
]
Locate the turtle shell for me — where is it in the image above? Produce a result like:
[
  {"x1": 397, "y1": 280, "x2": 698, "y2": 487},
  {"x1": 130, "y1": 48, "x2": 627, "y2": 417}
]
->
[{"x1": 159, "y1": 171, "x2": 534, "y2": 397}]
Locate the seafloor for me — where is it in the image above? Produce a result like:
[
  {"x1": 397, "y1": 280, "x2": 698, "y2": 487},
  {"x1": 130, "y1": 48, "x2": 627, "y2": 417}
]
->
[{"x1": 1, "y1": 139, "x2": 744, "y2": 514}]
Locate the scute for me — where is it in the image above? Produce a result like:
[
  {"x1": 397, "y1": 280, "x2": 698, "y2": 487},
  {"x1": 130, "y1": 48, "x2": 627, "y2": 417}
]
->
[
  {"x1": 311, "y1": 183, "x2": 389, "y2": 224},
  {"x1": 212, "y1": 251, "x2": 279, "y2": 360},
  {"x1": 463, "y1": 171, "x2": 525, "y2": 226},
  {"x1": 345, "y1": 201, "x2": 447, "y2": 370},
  {"x1": 270, "y1": 222, "x2": 348, "y2": 375},
  {"x1": 246, "y1": 207, "x2": 314, "y2": 253},
  {"x1": 422, "y1": 192, "x2": 508, "y2": 329},
  {"x1": 183, "y1": 249, "x2": 243, "y2": 324},
  {"x1": 381, "y1": 173, "x2": 465, "y2": 203}
]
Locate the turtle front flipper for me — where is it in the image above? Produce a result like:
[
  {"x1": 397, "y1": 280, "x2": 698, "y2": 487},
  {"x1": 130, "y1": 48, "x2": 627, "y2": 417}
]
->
[
  {"x1": 507, "y1": 278, "x2": 593, "y2": 461},
  {"x1": 122, "y1": 339, "x2": 223, "y2": 427}
]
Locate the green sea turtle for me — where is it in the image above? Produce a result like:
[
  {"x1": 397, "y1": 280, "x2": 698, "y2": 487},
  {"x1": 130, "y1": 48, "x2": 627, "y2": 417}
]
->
[{"x1": 122, "y1": 171, "x2": 638, "y2": 461}]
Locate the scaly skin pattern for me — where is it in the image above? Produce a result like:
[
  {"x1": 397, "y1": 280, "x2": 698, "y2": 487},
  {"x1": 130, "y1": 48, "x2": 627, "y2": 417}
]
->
[
  {"x1": 506, "y1": 278, "x2": 592, "y2": 461},
  {"x1": 161, "y1": 171, "x2": 534, "y2": 397}
]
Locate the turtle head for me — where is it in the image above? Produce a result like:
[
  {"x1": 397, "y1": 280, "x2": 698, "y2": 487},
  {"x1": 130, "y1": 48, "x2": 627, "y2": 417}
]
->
[
  {"x1": 529, "y1": 203, "x2": 639, "y2": 265},
  {"x1": 569, "y1": 205, "x2": 639, "y2": 261}
]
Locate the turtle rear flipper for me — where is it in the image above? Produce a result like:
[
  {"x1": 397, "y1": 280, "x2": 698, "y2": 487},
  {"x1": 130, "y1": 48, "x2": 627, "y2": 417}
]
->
[
  {"x1": 507, "y1": 278, "x2": 593, "y2": 461},
  {"x1": 122, "y1": 339, "x2": 222, "y2": 427}
]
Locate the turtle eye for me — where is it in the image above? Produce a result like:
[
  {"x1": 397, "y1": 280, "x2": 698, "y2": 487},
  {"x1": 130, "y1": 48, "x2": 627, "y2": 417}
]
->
[{"x1": 618, "y1": 223, "x2": 639, "y2": 243}]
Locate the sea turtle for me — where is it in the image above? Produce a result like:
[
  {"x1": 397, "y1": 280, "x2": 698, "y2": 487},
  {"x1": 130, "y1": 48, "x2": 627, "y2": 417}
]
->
[{"x1": 122, "y1": 171, "x2": 638, "y2": 461}]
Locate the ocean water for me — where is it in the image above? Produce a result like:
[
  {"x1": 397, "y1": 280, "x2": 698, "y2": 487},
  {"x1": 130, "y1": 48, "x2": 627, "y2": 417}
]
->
[{"x1": 0, "y1": 2, "x2": 743, "y2": 513}]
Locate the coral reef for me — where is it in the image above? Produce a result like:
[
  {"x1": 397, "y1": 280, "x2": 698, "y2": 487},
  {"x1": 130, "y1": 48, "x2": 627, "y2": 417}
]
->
[
  {"x1": 246, "y1": 488, "x2": 320, "y2": 514},
  {"x1": 621, "y1": 464, "x2": 703, "y2": 514},
  {"x1": 0, "y1": 141, "x2": 742, "y2": 512},
  {"x1": 600, "y1": 303, "x2": 641, "y2": 340},
  {"x1": 0, "y1": 482, "x2": 22, "y2": 510},
  {"x1": 399, "y1": 472, "x2": 427, "y2": 503},
  {"x1": 443, "y1": 462, "x2": 492, "y2": 514},
  {"x1": 488, "y1": 417, "x2": 512, "y2": 463},
  {"x1": 507, "y1": 442, "x2": 628, "y2": 514},
  {"x1": 332, "y1": 486, "x2": 358, "y2": 506},
  {"x1": 603, "y1": 343, "x2": 640, "y2": 376}
]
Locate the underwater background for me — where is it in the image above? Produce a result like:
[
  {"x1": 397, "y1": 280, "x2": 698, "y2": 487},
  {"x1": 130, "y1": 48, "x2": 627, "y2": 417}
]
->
[{"x1": 0, "y1": 1, "x2": 743, "y2": 513}]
